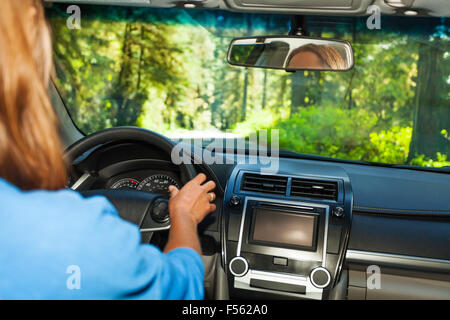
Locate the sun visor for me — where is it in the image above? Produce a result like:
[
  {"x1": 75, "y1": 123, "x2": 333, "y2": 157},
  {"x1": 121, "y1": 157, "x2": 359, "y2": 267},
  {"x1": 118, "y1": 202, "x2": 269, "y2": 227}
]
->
[{"x1": 225, "y1": 0, "x2": 373, "y2": 15}]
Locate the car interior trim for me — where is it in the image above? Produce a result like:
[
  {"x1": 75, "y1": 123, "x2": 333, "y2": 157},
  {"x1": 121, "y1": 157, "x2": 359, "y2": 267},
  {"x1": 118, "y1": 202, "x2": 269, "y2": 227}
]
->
[
  {"x1": 346, "y1": 249, "x2": 450, "y2": 273},
  {"x1": 140, "y1": 225, "x2": 171, "y2": 233},
  {"x1": 353, "y1": 205, "x2": 450, "y2": 216},
  {"x1": 70, "y1": 172, "x2": 91, "y2": 190}
]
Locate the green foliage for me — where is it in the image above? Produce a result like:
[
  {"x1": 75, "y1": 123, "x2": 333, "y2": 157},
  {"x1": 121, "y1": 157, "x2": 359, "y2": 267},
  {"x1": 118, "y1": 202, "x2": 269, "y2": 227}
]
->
[
  {"x1": 271, "y1": 107, "x2": 378, "y2": 161},
  {"x1": 233, "y1": 109, "x2": 279, "y2": 137},
  {"x1": 369, "y1": 126, "x2": 412, "y2": 164},
  {"x1": 237, "y1": 109, "x2": 450, "y2": 167},
  {"x1": 410, "y1": 153, "x2": 450, "y2": 168},
  {"x1": 368, "y1": 126, "x2": 449, "y2": 167}
]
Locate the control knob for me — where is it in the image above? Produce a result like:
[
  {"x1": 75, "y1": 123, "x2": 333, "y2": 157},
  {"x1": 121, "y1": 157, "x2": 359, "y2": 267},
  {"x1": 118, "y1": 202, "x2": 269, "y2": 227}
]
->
[
  {"x1": 229, "y1": 195, "x2": 241, "y2": 207},
  {"x1": 229, "y1": 257, "x2": 248, "y2": 277},
  {"x1": 310, "y1": 267, "x2": 331, "y2": 288}
]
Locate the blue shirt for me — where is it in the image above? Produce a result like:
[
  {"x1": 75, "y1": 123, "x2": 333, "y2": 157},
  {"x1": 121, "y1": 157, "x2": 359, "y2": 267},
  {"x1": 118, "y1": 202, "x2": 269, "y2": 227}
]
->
[{"x1": 0, "y1": 178, "x2": 204, "y2": 300}]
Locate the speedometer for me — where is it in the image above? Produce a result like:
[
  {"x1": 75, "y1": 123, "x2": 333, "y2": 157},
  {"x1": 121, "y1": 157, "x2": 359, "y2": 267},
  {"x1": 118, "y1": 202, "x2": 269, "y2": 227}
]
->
[
  {"x1": 110, "y1": 178, "x2": 139, "y2": 190},
  {"x1": 137, "y1": 175, "x2": 180, "y2": 194}
]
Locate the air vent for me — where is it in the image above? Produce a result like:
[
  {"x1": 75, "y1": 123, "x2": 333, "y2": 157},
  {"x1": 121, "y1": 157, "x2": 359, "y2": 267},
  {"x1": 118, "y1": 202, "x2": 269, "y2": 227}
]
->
[
  {"x1": 290, "y1": 178, "x2": 338, "y2": 201},
  {"x1": 241, "y1": 173, "x2": 288, "y2": 195}
]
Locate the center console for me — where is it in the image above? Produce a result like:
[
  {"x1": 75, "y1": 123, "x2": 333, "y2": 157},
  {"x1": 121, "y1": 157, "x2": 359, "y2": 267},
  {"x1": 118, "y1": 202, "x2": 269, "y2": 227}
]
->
[{"x1": 222, "y1": 165, "x2": 353, "y2": 300}]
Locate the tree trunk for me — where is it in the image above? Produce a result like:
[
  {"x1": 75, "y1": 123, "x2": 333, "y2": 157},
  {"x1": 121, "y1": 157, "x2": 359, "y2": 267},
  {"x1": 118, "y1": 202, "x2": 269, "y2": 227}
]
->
[
  {"x1": 242, "y1": 69, "x2": 249, "y2": 121},
  {"x1": 241, "y1": 14, "x2": 253, "y2": 121},
  {"x1": 261, "y1": 16, "x2": 270, "y2": 110},
  {"x1": 136, "y1": 26, "x2": 145, "y2": 91},
  {"x1": 407, "y1": 40, "x2": 450, "y2": 162},
  {"x1": 117, "y1": 23, "x2": 131, "y2": 88},
  {"x1": 262, "y1": 69, "x2": 268, "y2": 109},
  {"x1": 290, "y1": 71, "x2": 307, "y2": 116},
  {"x1": 278, "y1": 74, "x2": 287, "y2": 108}
]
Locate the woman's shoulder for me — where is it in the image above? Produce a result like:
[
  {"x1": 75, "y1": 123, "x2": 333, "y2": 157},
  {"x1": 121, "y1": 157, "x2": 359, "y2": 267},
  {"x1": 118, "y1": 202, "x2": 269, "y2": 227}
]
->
[
  {"x1": 0, "y1": 178, "x2": 114, "y2": 213},
  {"x1": 0, "y1": 178, "x2": 130, "y2": 238},
  {"x1": 0, "y1": 177, "x2": 143, "y2": 260}
]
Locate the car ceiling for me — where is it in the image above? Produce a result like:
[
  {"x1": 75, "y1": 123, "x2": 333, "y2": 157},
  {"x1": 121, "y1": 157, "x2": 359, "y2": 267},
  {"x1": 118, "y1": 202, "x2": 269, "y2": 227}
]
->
[{"x1": 45, "y1": 0, "x2": 450, "y2": 17}]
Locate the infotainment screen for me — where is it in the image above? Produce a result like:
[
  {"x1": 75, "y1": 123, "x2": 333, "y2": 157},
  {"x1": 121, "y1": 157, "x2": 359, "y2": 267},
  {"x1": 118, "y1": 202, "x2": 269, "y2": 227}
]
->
[{"x1": 250, "y1": 207, "x2": 317, "y2": 249}]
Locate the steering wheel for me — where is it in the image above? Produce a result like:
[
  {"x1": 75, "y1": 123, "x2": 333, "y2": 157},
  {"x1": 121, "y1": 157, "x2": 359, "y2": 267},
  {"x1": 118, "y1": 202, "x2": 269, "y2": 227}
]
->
[{"x1": 65, "y1": 127, "x2": 197, "y2": 236}]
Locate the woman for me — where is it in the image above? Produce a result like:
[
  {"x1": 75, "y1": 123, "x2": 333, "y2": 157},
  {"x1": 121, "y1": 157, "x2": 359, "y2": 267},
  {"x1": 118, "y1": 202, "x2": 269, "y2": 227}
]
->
[
  {"x1": 287, "y1": 43, "x2": 348, "y2": 70},
  {"x1": 0, "y1": 0, "x2": 216, "y2": 299}
]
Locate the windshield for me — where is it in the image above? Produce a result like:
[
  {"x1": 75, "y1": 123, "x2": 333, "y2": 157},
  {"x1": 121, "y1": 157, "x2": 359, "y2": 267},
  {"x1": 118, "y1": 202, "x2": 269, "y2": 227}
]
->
[{"x1": 47, "y1": 4, "x2": 449, "y2": 169}]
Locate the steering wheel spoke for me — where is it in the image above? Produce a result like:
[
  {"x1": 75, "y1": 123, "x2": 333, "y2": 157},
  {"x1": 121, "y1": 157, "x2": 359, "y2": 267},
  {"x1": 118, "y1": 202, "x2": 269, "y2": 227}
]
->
[
  {"x1": 80, "y1": 189, "x2": 171, "y2": 232},
  {"x1": 70, "y1": 172, "x2": 95, "y2": 190}
]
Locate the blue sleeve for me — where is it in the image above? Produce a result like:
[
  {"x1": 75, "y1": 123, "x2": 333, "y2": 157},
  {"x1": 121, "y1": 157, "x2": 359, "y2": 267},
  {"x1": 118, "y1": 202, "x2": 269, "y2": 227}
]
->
[
  {"x1": 79, "y1": 199, "x2": 205, "y2": 300},
  {"x1": 140, "y1": 246, "x2": 205, "y2": 300}
]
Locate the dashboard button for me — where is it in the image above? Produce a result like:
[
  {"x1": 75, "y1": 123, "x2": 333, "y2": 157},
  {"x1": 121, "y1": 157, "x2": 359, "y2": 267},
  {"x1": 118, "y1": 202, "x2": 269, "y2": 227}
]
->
[
  {"x1": 310, "y1": 267, "x2": 331, "y2": 288},
  {"x1": 250, "y1": 279, "x2": 306, "y2": 294},
  {"x1": 229, "y1": 257, "x2": 248, "y2": 277},
  {"x1": 151, "y1": 199, "x2": 170, "y2": 223},
  {"x1": 273, "y1": 257, "x2": 288, "y2": 266}
]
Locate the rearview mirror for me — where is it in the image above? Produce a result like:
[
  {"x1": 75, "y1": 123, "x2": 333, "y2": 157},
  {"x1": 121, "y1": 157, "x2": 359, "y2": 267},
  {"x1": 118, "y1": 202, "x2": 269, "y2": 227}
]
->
[{"x1": 227, "y1": 36, "x2": 354, "y2": 71}]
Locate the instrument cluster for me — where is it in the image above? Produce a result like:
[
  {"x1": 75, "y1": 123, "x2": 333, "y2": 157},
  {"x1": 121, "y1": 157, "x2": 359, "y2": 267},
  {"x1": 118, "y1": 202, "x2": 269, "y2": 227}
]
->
[{"x1": 109, "y1": 173, "x2": 181, "y2": 195}]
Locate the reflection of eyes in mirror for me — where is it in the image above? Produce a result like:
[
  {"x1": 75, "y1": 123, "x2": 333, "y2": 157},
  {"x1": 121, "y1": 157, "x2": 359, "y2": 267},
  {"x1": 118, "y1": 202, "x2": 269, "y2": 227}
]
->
[{"x1": 286, "y1": 44, "x2": 348, "y2": 70}]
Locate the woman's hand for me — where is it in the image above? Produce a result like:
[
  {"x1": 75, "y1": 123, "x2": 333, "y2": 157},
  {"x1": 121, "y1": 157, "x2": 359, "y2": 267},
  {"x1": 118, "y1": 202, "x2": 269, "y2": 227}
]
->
[
  {"x1": 168, "y1": 173, "x2": 216, "y2": 225},
  {"x1": 164, "y1": 174, "x2": 216, "y2": 254}
]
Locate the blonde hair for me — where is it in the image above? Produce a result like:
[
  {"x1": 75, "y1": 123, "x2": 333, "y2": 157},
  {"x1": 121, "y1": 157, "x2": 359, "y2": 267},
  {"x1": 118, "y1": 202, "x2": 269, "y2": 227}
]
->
[{"x1": 0, "y1": 0, "x2": 67, "y2": 190}]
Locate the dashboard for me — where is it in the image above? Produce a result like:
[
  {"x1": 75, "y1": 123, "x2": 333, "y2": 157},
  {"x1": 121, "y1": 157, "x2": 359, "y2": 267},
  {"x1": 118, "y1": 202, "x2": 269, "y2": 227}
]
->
[{"x1": 72, "y1": 140, "x2": 450, "y2": 300}]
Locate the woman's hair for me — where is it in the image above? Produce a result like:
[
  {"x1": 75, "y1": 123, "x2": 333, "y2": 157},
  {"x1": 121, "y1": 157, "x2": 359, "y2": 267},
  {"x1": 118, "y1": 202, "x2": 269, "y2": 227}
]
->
[
  {"x1": 0, "y1": 0, "x2": 67, "y2": 190},
  {"x1": 287, "y1": 43, "x2": 348, "y2": 70}
]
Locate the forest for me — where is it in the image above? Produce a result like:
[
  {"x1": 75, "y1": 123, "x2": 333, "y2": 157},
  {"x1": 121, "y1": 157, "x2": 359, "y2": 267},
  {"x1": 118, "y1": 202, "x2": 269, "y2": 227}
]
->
[{"x1": 47, "y1": 4, "x2": 449, "y2": 168}]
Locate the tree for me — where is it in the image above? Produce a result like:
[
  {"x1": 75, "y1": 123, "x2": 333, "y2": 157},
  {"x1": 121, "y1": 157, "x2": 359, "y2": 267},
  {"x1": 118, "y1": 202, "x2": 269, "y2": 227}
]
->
[{"x1": 408, "y1": 38, "x2": 450, "y2": 161}]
